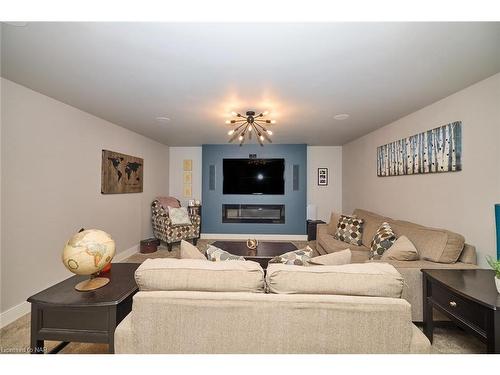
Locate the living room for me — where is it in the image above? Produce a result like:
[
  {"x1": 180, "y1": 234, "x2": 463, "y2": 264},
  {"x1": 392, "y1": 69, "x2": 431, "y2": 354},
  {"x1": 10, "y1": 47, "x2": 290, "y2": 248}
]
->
[{"x1": 1, "y1": 0, "x2": 500, "y2": 371}]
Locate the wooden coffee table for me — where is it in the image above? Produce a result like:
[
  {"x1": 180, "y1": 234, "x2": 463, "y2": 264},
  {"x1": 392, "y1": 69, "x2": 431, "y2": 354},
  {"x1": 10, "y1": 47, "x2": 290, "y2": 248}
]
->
[
  {"x1": 27, "y1": 263, "x2": 139, "y2": 354},
  {"x1": 211, "y1": 241, "x2": 297, "y2": 269},
  {"x1": 423, "y1": 269, "x2": 500, "y2": 353}
]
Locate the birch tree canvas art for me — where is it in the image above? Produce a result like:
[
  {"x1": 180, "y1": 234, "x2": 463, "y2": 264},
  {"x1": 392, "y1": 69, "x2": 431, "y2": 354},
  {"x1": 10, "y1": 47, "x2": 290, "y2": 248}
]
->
[{"x1": 377, "y1": 121, "x2": 462, "y2": 177}]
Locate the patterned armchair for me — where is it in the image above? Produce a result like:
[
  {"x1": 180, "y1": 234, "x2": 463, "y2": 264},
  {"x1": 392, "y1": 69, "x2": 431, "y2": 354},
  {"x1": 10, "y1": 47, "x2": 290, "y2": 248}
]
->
[{"x1": 151, "y1": 199, "x2": 201, "y2": 251}]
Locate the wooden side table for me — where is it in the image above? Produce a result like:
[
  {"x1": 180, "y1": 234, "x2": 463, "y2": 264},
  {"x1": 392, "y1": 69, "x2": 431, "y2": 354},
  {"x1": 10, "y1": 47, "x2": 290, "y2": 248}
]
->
[
  {"x1": 306, "y1": 220, "x2": 326, "y2": 241},
  {"x1": 422, "y1": 269, "x2": 500, "y2": 353},
  {"x1": 188, "y1": 204, "x2": 202, "y2": 239},
  {"x1": 27, "y1": 263, "x2": 139, "y2": 354}
]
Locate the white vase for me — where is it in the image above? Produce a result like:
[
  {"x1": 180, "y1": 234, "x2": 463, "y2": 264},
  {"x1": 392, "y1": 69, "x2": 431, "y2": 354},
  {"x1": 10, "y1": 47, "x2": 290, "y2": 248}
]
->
[{"x1": 496, "y1": 277, "x2": 500, "y2": 294}]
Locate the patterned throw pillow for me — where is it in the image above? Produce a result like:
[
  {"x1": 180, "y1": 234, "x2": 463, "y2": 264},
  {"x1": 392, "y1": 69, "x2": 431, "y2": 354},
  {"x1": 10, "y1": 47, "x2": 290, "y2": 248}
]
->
[
  {"x1": 269, "y1": 246, "x2": 314, "y2": 266},
  {"x1": 180, "y1": 240, "x2": 207, "y2": 260},
  {"x1": 168, "y1": 206, "x2": 192, "y2": 225},
  {"x1": 370, "y1": 222, "x2": 397, "y2": 259},
  {"x1": 206, "y1": 245, "x2": 245, "y2": 261},
  {"x1": 333, "y1": 215, "x2": 364, "y2": 246}
]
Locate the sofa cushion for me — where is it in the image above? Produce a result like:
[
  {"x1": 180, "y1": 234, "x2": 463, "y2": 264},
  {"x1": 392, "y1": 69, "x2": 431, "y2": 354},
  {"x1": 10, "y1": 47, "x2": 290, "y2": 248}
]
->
[
  {"x1": 266, "y1": 262, "x2": 404, "y2": 298},
  {"x1": 135, "y1": 258, "x2": 264, "y2": 293},
  {"x1": 206, "y1": 245, "x2": 245, "y2": 261},
  {"x1": 308, "y1": 249, "x2": 352, "y2": 265},
  {"x1": 353, "y1": 209, "x2": 388, "y2": 248},
  {"x1": 367, "y1": 258, "x2": 478, "y2": 270},
  {"x1": 269, "y1": 246, "x2": 313, "y2": 266},
  {"x1": 389, "y1": 220, "x2": 465, "y2": 263},
  {"x1": 333, "y1": 215, "x2": 364, "y2": 246},
  {"x1": 327, "y1": 212, "x2": 341, "y2": 234},
  {"x1": 459, "y1": 243, "x2": 477, "y2": 264},
  {"x1": 317, "y1": 233, "x2": 370, "y2": 262},
  {"x1": 370, "y1": 222, "x2": 397, "y2": 259},
  {"x1": 381, "y1": 235, "x2": 419, "y2": 261},
  {"x1": 179, "y1": 240, "x2": 206, "y2": 260}
]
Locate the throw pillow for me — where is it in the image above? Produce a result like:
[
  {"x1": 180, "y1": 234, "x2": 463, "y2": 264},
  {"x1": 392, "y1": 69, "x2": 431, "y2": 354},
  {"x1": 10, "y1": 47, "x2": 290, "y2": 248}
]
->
[
  {"x1": 206, "y1": 245, "x2": 245, "y2": 261},
  {"x1": 268, "y1": 246, "x2": 314, "y2": 266},
  {"x1": 370, "y1": 221, "x2": 397, "y2": 259},
  {"x1": 180, "y1": 240, "x2": 206, "y2": 260},
  {"x1": 157, "y1": 196, "x2": 181, "y2": 209},
  {"x1": 333, "y1": 215, "x2": 364, "y2": 246},
  {"x1": 381, "y1": 235, "x2": 419, "y2": 261},
  {"x1": 308, "y1": 249, "x2": 352, "y2": 266},
  {"x1": 168, "y1": 206, "x2": 192, "y2": 225}
]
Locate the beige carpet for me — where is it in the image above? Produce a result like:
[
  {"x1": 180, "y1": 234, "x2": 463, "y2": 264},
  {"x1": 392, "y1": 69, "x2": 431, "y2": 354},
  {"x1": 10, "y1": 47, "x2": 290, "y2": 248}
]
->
[{"x1": 0, "y1": 239, "x2": 487, "y2": 354}]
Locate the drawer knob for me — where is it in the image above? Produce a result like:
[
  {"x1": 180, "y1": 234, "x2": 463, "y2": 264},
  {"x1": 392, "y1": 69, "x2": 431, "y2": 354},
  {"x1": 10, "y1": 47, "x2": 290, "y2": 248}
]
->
[{"x1": 449, "y1": 301, "x2": 457, "y2": 308}]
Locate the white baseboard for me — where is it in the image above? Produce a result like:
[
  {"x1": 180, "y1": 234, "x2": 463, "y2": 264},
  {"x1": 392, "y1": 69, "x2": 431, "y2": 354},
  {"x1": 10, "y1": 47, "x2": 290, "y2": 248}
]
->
[
  {"x1": 0, "y1": 243, "x2": 140, "y2": 329},
  {"x1": 113, "y1": 243, "x2": 140, "y2": 262},
  {"x1": 200, "y1": 233, "x2": 308, "y2": 241},
  {"x1": 0, "y1": 301, "x2": 30, "y2": 329}
]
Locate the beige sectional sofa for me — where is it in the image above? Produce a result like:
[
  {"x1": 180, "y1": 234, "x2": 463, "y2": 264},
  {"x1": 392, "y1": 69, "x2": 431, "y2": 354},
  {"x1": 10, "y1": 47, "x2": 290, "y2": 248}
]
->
[
  {"x1": 115, "y1": 258, "x2": 430, "y2": 354},
  {"x1": 316, "y1": 209, "x2": 478, "y2": 321}
]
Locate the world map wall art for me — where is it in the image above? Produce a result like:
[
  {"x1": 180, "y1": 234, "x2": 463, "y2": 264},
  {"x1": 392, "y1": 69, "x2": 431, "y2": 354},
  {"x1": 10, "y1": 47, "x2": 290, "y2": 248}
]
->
[
  {"x1": 101, "y1": 150, "x2": 143, "y2": 193},
  {"x1": 377, "y1": 121, "x2": 462, "y2": 177}
]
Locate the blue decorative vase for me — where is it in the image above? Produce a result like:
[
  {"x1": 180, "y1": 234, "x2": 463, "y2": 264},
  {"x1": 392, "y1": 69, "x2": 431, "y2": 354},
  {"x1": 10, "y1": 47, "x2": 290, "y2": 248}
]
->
[{"x1": 496, "y1": 204, "x2": 500, "y2": 259}]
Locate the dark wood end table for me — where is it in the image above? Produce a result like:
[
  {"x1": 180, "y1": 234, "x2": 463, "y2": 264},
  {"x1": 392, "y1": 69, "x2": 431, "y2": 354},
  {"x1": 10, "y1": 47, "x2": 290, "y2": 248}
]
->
[
  {"x1": 188, "y1": 204, "x2": 202, "y2": 240},
  {"x1": 306, "y1": 220, "x2": 326, "y2": 241},
  {"x1": 422, "y1": 269, "x2": 500, "y2": 353},
  {"x1": 211, "y1": 241, "x2": 297, "y2": 269},
  {"x1": 27, "y1": 263, "x2": 139, "y2": 354}
]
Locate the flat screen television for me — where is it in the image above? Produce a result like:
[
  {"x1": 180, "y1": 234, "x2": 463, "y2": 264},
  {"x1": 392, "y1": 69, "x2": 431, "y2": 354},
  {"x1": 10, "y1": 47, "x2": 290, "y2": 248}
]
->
[{"x1": 223, "y1": 158, "x2": 285, "y2": 195}]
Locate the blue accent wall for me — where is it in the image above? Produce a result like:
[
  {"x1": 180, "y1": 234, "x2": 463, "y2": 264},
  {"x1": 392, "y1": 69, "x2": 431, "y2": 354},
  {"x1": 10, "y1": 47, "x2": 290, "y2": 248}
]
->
[
  {"x1": 202, "y1": 144, "x2": 307, "y2": 234},
  {"x1": 495, "y1": 204, "x2": 500, "y2": 259}
]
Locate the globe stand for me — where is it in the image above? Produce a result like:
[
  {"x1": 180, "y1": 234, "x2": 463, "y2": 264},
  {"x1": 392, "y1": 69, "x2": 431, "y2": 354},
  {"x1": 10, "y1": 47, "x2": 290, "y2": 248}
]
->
[{"x1": 74, "y1": 273, "x2": 110, "y2": 292}]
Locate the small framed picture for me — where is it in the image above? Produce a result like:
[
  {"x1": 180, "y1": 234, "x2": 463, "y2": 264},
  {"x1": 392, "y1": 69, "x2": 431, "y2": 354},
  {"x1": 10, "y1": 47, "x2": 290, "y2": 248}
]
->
[
  {"x1": 183, "y1": 171, "x2": 192, "y2": 184},
  {"x1": 183, "y1": 159, "x2": 192, "y2": 171},
  {"x1": 183, "y1": 184, "x2": 192, "y2": 197},
  {"x1": 318, "y1": 168, "x2": 328, "y2": 186}
]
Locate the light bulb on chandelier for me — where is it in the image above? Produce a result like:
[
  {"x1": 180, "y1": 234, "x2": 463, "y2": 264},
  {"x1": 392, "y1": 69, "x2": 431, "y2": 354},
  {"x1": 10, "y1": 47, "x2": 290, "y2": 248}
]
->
[{"x1": 226, "y1": 110, "x2": 276, "y2": 146}]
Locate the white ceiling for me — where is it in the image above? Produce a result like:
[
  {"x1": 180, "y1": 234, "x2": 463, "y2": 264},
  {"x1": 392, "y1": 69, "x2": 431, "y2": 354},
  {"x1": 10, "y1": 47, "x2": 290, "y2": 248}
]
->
[{"x1": 2, "y1": 22, "x2": 500, "y2": 146}]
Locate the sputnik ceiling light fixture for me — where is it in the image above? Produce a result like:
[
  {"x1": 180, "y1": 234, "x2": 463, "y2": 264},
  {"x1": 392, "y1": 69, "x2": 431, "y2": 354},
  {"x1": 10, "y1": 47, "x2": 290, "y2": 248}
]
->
[{"x1": 226, "y1": 111, "x2": 276, "y2": 146}]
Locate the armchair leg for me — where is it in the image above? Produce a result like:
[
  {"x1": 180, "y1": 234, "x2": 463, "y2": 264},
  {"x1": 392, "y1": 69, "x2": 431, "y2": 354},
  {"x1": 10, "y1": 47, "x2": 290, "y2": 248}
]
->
[
  {"x1": 167, "y1": 243, "x2": 173, "y2": 252},
  {"x1": 192, "y1": 238, "x2": 198, "y2": 246}
]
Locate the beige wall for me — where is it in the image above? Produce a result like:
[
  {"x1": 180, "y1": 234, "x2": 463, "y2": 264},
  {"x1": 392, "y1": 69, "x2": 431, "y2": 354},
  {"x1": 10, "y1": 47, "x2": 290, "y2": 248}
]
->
[
  {"x1": 307, "y1": 146, "x2": 342, "y2": 222},
  {"x1": 343, "y1": 73, "x2": 500, "y2": 267},
  {"x1": 168, "y1": 147, "x2": 202, "y2": 206},
  {"x1": 0, "y1": 78, "x2": 169, "y2": 314}
]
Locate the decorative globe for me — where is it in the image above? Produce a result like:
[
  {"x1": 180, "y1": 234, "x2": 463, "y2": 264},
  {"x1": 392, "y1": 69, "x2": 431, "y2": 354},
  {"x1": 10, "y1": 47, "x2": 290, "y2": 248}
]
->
[
  {"x1": 246, "y1": 238, "x2": 259, "y2": 250},
  {"x1": 62, "y1": 229, "x2": 116, "y2": 276}
]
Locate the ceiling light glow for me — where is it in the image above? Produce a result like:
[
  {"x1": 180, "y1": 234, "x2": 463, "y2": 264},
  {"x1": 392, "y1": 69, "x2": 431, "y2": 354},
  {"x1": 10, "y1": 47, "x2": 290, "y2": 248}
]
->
[
  {"x1": 334, "y1": 114, "x2": 350, "y2": 121},
  {"x1": 226, "y1": 110, "x2": 276, "y2": 146}
]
